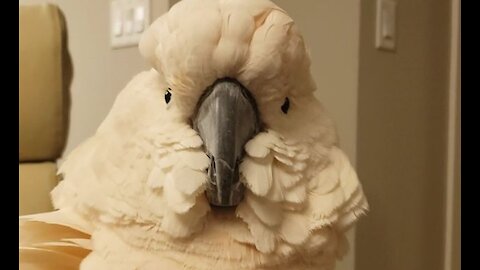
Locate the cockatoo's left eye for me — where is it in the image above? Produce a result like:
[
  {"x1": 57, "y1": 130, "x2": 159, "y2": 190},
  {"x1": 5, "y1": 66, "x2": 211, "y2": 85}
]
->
[
  {"x1": 165, "y1": 88, "x2": 172, "y2": 104},
  {"x1": 281, "y1": 97, "x2": 290, "y2": 114}
]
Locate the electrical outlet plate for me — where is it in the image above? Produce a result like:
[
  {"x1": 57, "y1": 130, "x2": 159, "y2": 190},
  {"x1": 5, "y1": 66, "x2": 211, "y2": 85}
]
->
[
  {"x1": 375, "y1": 0, "x2": 397, "y2": 51},
  {"x1": 110, "y1": 0, "x2": 150, "y2": 49}
]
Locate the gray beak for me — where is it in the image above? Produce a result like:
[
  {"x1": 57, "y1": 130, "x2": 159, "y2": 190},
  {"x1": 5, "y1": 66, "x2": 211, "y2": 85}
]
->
[{"x1": 192, "y1": 78, "x2": 260, "y2": 207}]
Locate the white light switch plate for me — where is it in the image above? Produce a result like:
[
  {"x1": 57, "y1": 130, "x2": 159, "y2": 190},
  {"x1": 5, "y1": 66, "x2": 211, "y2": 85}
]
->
[
  {"x1": 375, "y1": 0, "x2": 397, "y2": 51},
  {"x1": 110, "y1": 0, "x2": 150, "y2": 49}
]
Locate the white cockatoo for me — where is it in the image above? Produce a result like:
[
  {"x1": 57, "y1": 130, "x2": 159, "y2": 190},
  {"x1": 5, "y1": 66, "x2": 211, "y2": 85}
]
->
[{"x1": 19, "y1": 0, "x2": 368, "y2": 269}]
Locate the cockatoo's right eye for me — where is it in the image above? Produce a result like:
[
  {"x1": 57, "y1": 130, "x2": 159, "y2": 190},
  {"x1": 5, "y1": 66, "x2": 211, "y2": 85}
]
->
[
  {"x1": 165, "y1": 88, "x2": 172, "y2": 104},
  {"x1": 281, "y1": 97, "x2": 290, "y2": 114}
]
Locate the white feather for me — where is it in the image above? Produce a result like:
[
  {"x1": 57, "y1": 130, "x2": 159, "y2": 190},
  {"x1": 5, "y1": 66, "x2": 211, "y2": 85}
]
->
[
  {"x1": 212, "y1": 19, "x2": 251, "y2": 76},
  {"x1": 312, "y1": 162, "x2": 339, "y2": 195},
  {"x1": 273, "y1": 152, "x2": 294, "y2": 166},
  {"x1": 176, "y1": 149, "x2": 210, "y2": 171},
  {"x1": 171, "y1": 166, "x2": 207, "y2": 195},
  {"x1": 236, "y1": 202, "x2": 276, "y2": 253},
  {"x1": 155, "y1": 153, "x2": 179, "y2": 170},
  {"x1": 278, "y1": 212, "x2": 310, "y2": 245},
  {"x1": 272, "y1": 145, "x2": 296, "y2": 158},
  {"x1": 224, "y1": 220, "x2": 255, "y2": 245},
  {"x1": 244, "y1": 132, "x2": 274, "y2": 158},
  {"x1": 145, "y1": 189, "x2": 166, "y2": 218},
  {"x1": 160, "y1": 196, "x2": 210, "y2": 238},
  {"x1": 240, "y1": 155, "x2": 273, "y2": 196},
  {"x1": 309, "y1": 187, "x2": 346, "y2": 219},
  {"x1": 245, "y1": 191, "x2": 283, "y2": 227},
  {"x1": 177, "y1": 135, "x2": 203, "y2": 149},
  {"x1": 265, "y1": 171, "x2": 285, "y2": 202},
  {"x1": 284, "y1": 181, "x2": 307, "y2": 204},
  {"x1": 146, "y1": 167, "x2": 165, "y2": 189},
  {"x1": 273, "y1": 162, "x2": 302, "y2": 189},
  {"x1": 163, "y1": 173, "x2": 197, "y2": 214}
]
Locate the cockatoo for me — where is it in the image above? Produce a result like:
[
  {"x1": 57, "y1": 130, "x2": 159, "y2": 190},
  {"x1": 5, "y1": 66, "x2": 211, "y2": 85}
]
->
[{"x1": 19, "y1": 0, "x2": 368, "y2": 269}]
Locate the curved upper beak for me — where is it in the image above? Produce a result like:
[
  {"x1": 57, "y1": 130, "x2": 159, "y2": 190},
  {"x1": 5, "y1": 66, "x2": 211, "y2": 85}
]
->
[{"x1": 192, "y1": 78, "x2": 260, "y2": 207}]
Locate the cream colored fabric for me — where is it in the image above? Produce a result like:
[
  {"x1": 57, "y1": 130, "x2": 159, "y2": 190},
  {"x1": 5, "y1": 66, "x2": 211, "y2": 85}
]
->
[
  {"x1": 19, "y1": 210, "x2": 93, "y2": 269},
  {"x1": 19, "y1": 4, "x2": 71, "y2": 162},
  {"x1": 19, "y1": 163, "x2": 58, "y2": 215}
]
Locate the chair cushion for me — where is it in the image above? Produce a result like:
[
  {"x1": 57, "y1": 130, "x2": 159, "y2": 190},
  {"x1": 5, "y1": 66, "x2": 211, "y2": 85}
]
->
[
  {"x1": 19, "y1": 4, "x2": 71, "y2": 162},
  {"x1": 19, "y1": 162, "x2": 59, "y2": 215}
]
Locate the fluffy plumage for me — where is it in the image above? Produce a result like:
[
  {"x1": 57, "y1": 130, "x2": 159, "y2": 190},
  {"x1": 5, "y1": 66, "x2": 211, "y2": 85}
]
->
[{"x1": 19, "y1": 0, "x2": 368, "y2": 269}]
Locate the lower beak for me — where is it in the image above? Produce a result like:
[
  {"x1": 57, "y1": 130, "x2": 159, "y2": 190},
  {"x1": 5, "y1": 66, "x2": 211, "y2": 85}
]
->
[{"x1": 193, "y1": 78, "x2": 260, "y2": 207}]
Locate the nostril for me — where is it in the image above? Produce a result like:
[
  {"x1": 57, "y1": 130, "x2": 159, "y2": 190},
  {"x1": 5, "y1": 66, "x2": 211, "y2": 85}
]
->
[
  {"x1": 208, "y1": 156, "x2": 217, "y2": 186},
  {"x1": 212, "y1": 156, "x2": 217, "y2": 170},
  {"x1": 208, "y1": 176, "x2": 216, "y2": 186}
]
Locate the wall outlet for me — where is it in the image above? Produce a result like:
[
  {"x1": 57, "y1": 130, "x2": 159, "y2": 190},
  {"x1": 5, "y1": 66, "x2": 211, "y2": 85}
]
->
[{"x1": 375, "y1": 0, "x2": 397, "y2": 51}]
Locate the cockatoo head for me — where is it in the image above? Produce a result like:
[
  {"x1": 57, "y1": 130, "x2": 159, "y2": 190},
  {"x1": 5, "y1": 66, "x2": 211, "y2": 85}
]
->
[{"x1": 138, "y1": 0, "x2": 335, "y2": 207}]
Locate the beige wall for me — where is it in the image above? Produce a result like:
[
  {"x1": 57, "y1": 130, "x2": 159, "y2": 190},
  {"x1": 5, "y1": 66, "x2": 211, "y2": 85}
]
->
[
  {"x1": 18, "y1": 0, "x2": 177, "y2": 157},
  {"x1": 355, "y1": 0, "x2": 452, "y2": 270},
  {"x1": 272, "y1": 1, "x2": 360, "y2": 270}
]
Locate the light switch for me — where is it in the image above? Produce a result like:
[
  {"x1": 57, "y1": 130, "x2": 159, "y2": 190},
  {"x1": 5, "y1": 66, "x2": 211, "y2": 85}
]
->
[
  {"x1": 113, "y1": 17, "x2": 123, "y2": 37},
  {"x1": 133, "y1": 6, "x2": 145, "y2": 33},
  {"x1": 110, "y1": 0, "x2": 151, "y2": 49},
  {"x1": 111, "y1": 1, "x2": 123, "y2": 37},
  {"x1": 123, "y1": 7, "x2": 134, "y2": 34},
  {"x1": 376, "y1": 0, "x2": 397, "y2": 51}
]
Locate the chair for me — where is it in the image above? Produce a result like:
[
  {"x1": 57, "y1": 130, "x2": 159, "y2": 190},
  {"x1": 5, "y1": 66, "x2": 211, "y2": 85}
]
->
[{"x1": 19, "y1": 4, "x2": 72, "y2": 215}]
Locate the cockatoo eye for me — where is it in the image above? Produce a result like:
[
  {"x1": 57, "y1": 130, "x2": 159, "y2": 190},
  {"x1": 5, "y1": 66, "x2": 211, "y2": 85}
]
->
[
  {"x1": 165, "y1": 88, "x2": 172, "y2": 104},
  {"x1": 281, "y1": 97, "x2": 290, "y2": 114}
]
